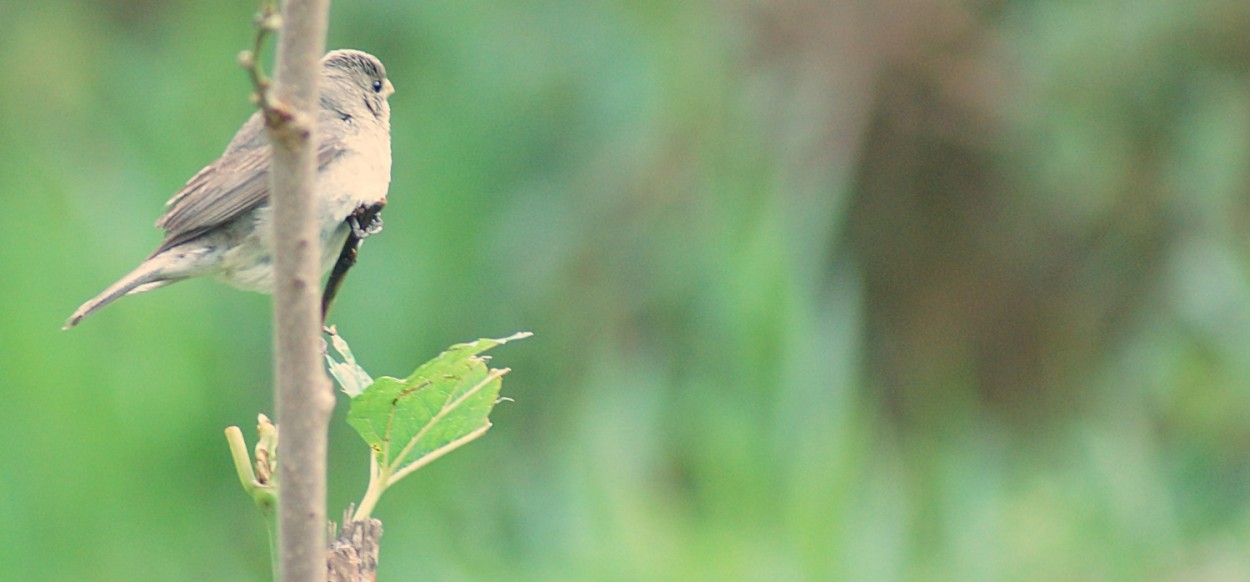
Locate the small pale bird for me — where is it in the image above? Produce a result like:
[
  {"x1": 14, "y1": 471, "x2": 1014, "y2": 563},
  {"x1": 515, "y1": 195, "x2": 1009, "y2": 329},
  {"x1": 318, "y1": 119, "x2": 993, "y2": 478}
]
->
[{"x1": 65, "y1": 49, "x2": 394, "y2": 329}]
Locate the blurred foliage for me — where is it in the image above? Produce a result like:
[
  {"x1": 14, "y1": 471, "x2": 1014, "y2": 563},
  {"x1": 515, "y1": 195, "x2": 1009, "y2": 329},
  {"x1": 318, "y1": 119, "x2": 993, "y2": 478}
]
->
[{"x1": 2, "y1": 0, "x2": 1250, "y2": 579}]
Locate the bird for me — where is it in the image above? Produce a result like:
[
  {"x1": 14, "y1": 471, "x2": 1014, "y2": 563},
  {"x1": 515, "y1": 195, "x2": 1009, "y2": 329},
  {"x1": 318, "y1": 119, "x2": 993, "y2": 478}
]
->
[{"x1": 65, "y1": 49, "x2": 394, "y2": 329}]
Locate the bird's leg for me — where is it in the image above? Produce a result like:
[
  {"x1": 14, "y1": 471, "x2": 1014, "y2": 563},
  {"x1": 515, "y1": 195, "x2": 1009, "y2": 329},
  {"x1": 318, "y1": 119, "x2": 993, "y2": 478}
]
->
[{"x1": 321, "y1": 201, "x2": 387, "y2": 322}]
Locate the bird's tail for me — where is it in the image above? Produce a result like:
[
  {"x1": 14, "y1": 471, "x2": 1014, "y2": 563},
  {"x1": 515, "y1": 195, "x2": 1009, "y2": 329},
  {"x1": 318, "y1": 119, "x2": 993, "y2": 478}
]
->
[{"x1": 63, "y1": 260, "x2": 175, "y2": 329}]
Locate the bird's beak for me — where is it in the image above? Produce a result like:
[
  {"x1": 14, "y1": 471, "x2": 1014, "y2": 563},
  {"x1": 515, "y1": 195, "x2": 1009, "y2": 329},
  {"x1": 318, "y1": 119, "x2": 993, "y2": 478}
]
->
[{"x1": 383, "y1": 79, "x2": 395, "y2": 97}]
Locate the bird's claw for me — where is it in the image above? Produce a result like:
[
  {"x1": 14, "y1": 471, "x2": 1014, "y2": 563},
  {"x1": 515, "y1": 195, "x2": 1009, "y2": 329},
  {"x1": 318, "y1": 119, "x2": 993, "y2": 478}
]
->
[
  {"x1": 363, "y1": 213, "x2": 383, "y2": 236},
  {"x1": 348, "y1": 211, "x2": 383, "y2": 239}
]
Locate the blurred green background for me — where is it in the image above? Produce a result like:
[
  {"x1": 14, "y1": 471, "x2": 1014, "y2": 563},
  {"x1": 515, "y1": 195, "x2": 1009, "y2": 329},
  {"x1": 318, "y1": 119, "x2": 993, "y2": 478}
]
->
[{"x1": 3, "y1": 0, "x2": 1250, "y2": 579}]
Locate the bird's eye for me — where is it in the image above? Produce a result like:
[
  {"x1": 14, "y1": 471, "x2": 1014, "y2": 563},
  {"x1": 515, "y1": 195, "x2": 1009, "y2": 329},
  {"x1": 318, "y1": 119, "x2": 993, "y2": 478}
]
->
[{"x1": 372, "y1": 79, "x2": 384, "y2": 93}]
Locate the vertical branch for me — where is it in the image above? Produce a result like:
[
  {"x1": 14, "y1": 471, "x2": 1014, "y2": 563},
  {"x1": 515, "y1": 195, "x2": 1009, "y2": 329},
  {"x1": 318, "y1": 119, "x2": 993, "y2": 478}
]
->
[{"x1": 265, "y1": 0, "x2": 332, "y2": 580}]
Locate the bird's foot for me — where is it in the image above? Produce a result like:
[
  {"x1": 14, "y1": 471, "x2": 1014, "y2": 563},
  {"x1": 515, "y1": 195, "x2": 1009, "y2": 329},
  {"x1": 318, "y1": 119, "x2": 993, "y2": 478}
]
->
[{"x1": 348, "y1": 209, "x2": 383, "y2": 239}]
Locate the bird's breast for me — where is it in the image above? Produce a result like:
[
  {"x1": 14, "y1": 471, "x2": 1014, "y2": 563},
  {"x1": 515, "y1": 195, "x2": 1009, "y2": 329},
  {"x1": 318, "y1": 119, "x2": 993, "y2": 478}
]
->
[{"x1": 318, "y1": 133, "x2": 392, "y2": 223}]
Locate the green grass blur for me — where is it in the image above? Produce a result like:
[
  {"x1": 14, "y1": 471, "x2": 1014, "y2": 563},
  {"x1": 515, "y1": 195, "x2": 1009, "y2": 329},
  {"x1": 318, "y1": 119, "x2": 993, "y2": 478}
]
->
[{"x1": 3, "y1": 0, "x2": 1250, "y2": 579}]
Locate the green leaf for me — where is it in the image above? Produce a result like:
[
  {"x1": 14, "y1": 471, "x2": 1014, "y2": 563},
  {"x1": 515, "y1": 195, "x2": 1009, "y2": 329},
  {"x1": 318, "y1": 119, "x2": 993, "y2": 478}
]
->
[
  {"x1": 324, "y1": 327, "x2": 374, "y2": 397},
  {"x1": 346, "y1": 332, "x2": 530, "y2": 480}
]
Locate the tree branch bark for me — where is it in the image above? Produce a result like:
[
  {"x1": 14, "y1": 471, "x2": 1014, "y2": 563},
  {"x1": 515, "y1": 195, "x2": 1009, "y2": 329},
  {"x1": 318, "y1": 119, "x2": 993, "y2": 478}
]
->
[
  {"x1": 327, "y1": 515, "x2": 383, "y2": 582},
  {"x1": 266, "y1": 0, "x2": 332, "y2": 580}
]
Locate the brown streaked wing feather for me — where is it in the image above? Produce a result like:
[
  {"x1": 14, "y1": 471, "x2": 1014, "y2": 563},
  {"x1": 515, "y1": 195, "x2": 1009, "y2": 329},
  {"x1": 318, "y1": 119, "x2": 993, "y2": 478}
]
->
[{"x1": 150, "y1": 137, "x2": 346, "y2": 256}]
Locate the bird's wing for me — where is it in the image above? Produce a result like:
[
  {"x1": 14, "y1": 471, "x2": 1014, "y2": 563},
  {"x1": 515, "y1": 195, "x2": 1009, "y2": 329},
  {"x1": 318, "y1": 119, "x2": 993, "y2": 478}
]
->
[{"x1": 151, "y1": 130, "x2": 347, "y2": 256}]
